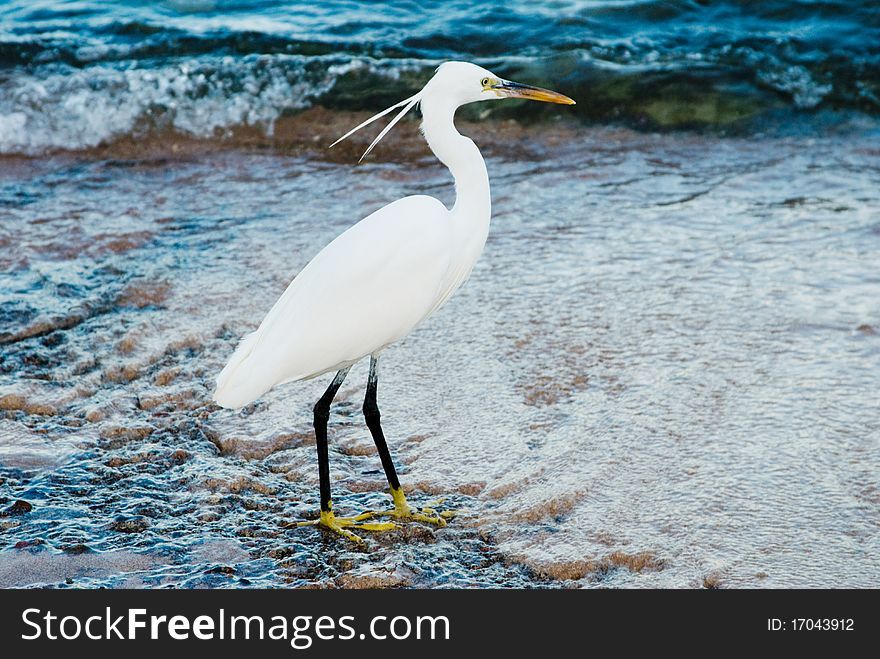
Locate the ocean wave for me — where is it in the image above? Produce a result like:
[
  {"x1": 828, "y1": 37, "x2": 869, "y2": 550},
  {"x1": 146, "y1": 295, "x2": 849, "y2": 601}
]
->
[
  {"x1": 0, "y1": 56, "x2": 414, "y2": 154},
  {"x1": 1, "y1": 0, "x2": 878, "y2": 154},
  {"x1": 1, "y1": 50, "x2": 877, "y2": 155}
]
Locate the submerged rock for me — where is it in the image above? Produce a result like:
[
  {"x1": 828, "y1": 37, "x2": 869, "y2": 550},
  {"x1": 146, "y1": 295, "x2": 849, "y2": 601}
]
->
[
  {"x1": 1, "y1": 500, "x2": 33, "y2": 516},
  {"x1": 109, "y1": 516, "x2": 150, "y2": 534}
]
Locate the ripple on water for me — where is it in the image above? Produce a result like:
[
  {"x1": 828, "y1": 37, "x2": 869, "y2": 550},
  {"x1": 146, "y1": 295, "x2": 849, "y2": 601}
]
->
[{"x1": 1, "y1": 127, "x2": 878, "y2": 588}]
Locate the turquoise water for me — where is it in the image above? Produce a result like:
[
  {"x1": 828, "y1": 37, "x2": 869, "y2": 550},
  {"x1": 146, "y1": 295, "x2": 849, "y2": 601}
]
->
[{"x1": 1, "y1": 0, "x2": 879, "y2": 153}]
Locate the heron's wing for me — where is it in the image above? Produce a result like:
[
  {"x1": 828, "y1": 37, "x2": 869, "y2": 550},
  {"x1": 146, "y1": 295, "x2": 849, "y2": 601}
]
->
[{"x1": 213, "y1": 195, "x2": 452, "y2": 408}]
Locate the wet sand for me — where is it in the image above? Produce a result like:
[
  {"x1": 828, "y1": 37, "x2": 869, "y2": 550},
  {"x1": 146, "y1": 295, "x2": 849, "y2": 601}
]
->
[{"x1": 1, "y1": 119, "x2": 878, "y2": 587}]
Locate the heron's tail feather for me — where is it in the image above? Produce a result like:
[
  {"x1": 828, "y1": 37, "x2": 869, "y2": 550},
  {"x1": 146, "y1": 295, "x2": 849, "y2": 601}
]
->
[{"x1": 213, "y1": 330, "x2": 269, "y2": 409}]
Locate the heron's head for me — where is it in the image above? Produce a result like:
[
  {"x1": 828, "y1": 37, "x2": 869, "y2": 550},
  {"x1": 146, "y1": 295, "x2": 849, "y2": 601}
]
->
[
  {"x1": 427, "y1": 61, "x2": 576, "y2": 108},
  {"x1": 331, "y1": 60, "x2": 574, "y2": 161}
]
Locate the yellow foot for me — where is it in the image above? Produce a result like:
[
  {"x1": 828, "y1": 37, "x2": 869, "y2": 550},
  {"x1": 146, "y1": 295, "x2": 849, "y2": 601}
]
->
[
  {"x1": 355, "y1": 487, "x2": 448, "y2": 527},
  {"x1": 292, "y1": 509, "x2": 398, "y2": 544}
]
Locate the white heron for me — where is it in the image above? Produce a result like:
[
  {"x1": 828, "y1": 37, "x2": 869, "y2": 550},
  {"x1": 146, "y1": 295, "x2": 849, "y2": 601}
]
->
[{"x1": 214, "y1": 61, "x2": 574, "y2": 542}]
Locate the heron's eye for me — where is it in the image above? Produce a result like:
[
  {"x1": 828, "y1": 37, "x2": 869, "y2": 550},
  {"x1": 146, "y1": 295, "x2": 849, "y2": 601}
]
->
[{"x1": 481, "y1": 77, "x2": 490, "y2": 87}]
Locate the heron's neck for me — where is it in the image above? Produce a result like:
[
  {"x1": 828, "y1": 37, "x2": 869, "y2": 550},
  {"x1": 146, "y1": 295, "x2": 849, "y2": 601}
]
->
[{"x1": 420, "y1": 97, "x2": 490, "y2": 221}]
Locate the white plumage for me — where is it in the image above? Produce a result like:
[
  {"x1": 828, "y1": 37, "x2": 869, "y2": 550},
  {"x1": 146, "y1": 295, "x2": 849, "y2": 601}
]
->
[
  {"x1": 215, "y1": 195, "x2": 455, "y2": 408},
  {"x1": 214, "y1": 61, "x2": 573, "y2": 410}
]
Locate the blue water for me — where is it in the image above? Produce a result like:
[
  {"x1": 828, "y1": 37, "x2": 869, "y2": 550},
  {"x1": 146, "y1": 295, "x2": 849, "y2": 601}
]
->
[
  {"x1": 1, "y1": 1, "x2": 878, "y2": 152},
  {"x1": 1, "y1": 2, "x2": 879, "y2": 589}
]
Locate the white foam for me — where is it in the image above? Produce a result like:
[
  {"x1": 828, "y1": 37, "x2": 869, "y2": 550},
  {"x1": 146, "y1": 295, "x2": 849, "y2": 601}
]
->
[{"x1": 0, "y1": 56, "x2": 371, "y2": 154}]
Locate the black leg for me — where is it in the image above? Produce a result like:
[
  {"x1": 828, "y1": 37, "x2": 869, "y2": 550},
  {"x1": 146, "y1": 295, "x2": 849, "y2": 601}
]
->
[
  {"x1": 363, "y1": 355, "x2": 402, "y2": 491},
  {"x1": 313, "y1": 367, "x2": 350, "y2": 512}
]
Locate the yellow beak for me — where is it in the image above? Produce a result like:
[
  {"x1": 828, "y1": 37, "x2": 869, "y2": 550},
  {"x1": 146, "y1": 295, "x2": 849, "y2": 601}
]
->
[{"x1": 491, "y1": 80, "x2": 576, "y2": 105}]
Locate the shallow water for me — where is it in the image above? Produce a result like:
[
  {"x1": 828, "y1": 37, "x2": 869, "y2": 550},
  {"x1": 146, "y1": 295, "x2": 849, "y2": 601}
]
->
[{"x1": 1, "y1": 123, "x2": 878, "y2": 588}]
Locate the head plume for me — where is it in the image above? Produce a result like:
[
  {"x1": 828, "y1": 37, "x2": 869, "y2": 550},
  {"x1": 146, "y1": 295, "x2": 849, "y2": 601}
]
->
[{"x1": 329, "y1": 91, "x2": 422, "y2": 163}]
